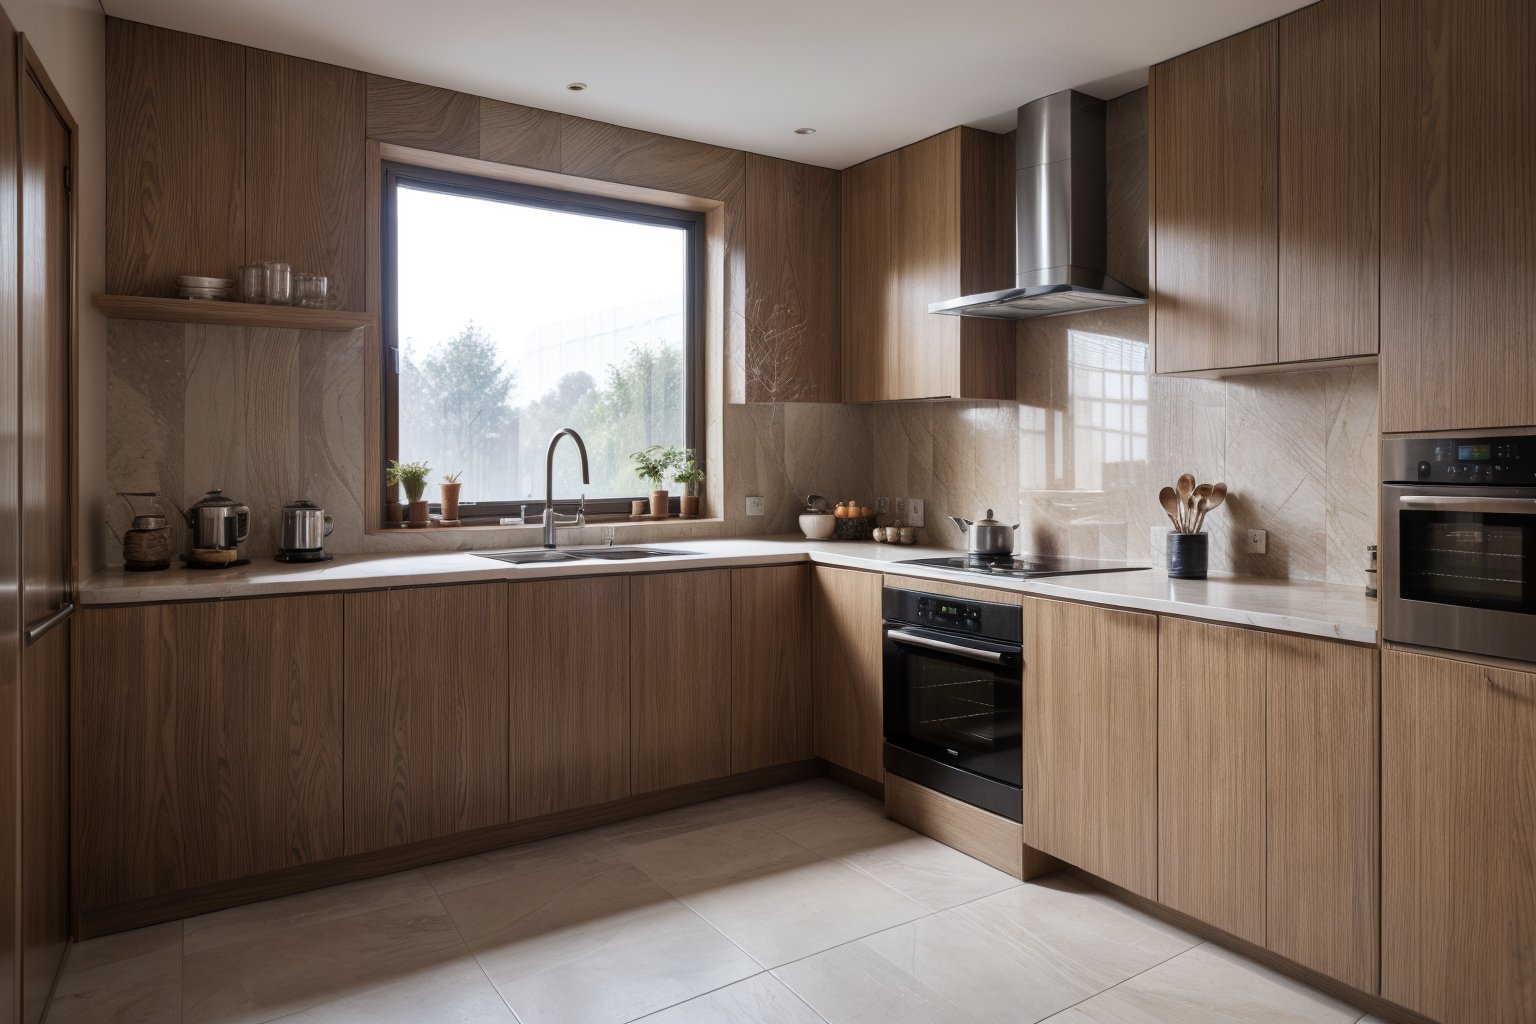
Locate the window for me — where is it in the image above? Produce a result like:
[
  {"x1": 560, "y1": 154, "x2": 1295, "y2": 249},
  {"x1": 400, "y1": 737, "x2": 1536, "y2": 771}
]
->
[{"x1": 382, "y1": 163, "x2": 703, "y2": 521}]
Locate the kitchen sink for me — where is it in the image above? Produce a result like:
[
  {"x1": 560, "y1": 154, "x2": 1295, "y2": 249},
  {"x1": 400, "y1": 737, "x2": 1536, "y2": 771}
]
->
[
  {"x1": 475, "y1": 547, "x2": 698, "y2": 565},
  {"x1": 574, "y1": 547, "x2": 699, "y2": 560},
  {"x1": 475, "y1": 550, "x2": 582, "y2": 565}
]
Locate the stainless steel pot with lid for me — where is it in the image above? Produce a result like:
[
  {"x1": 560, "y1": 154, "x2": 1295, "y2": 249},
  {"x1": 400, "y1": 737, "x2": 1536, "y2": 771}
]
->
[
  {"x1": 949, "y1": 508, "x2": 1020, "y2": 556},
  {"x1": 280, "y1": 499, "x2": 334, "y2": 552},
  {"x1": 186, "y1": 489, "x2": 251, "y2": 552}
]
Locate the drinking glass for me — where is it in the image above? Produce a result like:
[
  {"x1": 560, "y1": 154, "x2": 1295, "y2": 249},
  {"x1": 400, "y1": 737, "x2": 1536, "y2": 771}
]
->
[
  {"x1": 263, "y1": 261, "x2": 292, "y2": 306},
  {"x1": 294, "y1": 273, "x2": 329, "y2": 309},
  {"x1": 239, "y1": 264, "x2": 265, "y2": 303}
]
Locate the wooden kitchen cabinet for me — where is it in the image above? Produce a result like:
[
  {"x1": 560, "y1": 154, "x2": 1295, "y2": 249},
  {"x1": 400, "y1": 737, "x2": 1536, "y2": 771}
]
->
[
  {"x1": 840, "y1": 128, "x2": 1014, "y2": 402},
  {"x1": 508, "y1": 576, "x2": 630, "y2": 819},
  {"x1": 1382, "y1": 648, "x2": 1536, "y2": 1024},
  {"x1": 811, "y1": 565, "x2": 884, "y2": 782},
  {"x1": 1380, "y1": 0, "x2": 1536, "y2": 432},
  {"x1": 1023, "y1": 597, "x2": 1158, "y2": 898},
  {"x1": 630, "y1": 570, "x2": 732, "y2": 793},
  {"x1": 1157, "y1": 618, "x2": 1379, "y2": 991},
  {"x1": 731, "y1": 565, "x2": 812, "y2": 773},
  {"x1": 73, "y1": 597, "x2": 345, "y2": 914},
  {"x1": 344, "y1": 583, "x2": 509, "y2": 853}
]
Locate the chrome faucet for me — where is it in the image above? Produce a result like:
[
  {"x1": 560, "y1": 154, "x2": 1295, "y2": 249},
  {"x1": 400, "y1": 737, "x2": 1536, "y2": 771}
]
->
[{"x1": 543, "y1": 428, "x2": 591, "y2": 549}]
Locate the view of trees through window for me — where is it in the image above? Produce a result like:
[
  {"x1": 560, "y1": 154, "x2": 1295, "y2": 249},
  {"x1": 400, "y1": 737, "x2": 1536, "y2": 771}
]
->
[{"x1": 393, "y1": 179, "x2": 692, "y2": 507}]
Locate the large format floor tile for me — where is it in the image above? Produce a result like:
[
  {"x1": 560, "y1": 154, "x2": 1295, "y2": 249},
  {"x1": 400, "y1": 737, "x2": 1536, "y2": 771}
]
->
[
  {"x1": 1041, "y1": 943, "x2": 1363, "y2": 1024},
  {"x1": 619, "y1": 818, "x2": 929, "y2": 966},
  {"x1": 264, "y1": 955, "x2": 515, "y2": 1024},
  {"x1": 638, "y1": 972, "x2": 827, "y2": 1023},
  {"x1": 47, "y1": 922, "x2": 182, "y2": 1024},
  {"x1": 775, "y1": 875, "x2": 1198, "y2": 1024},
  {"x1": 441, "y1": 857, "x2": 759, "y2": 1024}
]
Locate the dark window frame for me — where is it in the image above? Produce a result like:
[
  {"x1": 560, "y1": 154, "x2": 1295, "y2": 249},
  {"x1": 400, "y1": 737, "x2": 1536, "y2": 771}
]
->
[{"x1": 380, "y1": 161, "x2": 706, "y2": 524}]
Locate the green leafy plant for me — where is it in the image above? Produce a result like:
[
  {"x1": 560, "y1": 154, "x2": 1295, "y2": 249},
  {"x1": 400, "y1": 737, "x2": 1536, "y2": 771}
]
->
[
  {"x1": 630, "y1": 445, "x2": 675, "y2": 488},
  {"x1": 670, "y1": 447, "x2": 704, "y2": 496},
  {"x1": 388, "y1": 459, "x2": 432, "y2": 503},
  {"x1": 441, "y1": 470, "x2": 463, "y2": 484}
]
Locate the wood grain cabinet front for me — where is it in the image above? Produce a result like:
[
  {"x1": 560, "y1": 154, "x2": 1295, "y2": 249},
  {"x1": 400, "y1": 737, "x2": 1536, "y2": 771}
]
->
[
  {"x1": 73, "y1": 596, "x2": 345, "y2": 915},
  {"x1": 730, "y1": 565, "x2": 812, "y2": 773},
  {"x1": 811, "y1": 566, "x2": 885, "y2": 782},
  {"x1": 343, "y1": 583, "x2": 510, "y2": 854}
]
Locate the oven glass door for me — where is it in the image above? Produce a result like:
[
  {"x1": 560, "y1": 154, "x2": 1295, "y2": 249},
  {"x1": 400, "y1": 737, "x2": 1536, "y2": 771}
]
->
[
  {"x1": 883, "y1": 626, "x2": 1022, "y2": 787},
  {"x1": 1398, "y1": 506, "x2": 1536, "y2": 614}
]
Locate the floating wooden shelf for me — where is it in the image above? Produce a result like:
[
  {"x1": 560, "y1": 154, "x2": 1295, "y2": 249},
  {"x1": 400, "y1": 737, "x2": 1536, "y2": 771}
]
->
[{"x1": 92, "y1": 294, "x2": 376, "y2": 332}]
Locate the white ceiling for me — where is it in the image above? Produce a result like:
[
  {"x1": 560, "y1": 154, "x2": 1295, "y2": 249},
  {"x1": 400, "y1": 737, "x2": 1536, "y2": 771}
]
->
[{"x1": 102, "y1": 0, "x2": 1314, "y2": 168}]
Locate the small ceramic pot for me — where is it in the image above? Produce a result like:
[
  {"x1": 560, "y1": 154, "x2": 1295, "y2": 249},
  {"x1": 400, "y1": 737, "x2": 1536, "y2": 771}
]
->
[
  {"x1": 439, "y1": 482, "x2": 461, "y2": 521},
  {"x1": 649, "y1": 489, "x2": 669, "y2": 518},
  {"x1": 631, "y1": 499, "x2": 647, "y2": 516},
  {"x1": 680, "y1": 494, "x2": 700, "y2": 518},
  {"x1": 799, "y1": 512, "x2": 836, "y2": 540},
  {"x1": 407, "y1": 499, "x2": 430, "y2": 528},
  {"x1": 1167, "y1": 531, "x2": 1208, "y2": 579}
]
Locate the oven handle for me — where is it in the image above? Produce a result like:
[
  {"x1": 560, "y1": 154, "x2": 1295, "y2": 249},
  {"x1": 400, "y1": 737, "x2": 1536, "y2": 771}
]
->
[
  {"x1": 1397, "y1": 495, "x2": 1536, "y2": 514},
  {"x1": 885, "y1": 627, "x2": 1018, "y2": 665}
]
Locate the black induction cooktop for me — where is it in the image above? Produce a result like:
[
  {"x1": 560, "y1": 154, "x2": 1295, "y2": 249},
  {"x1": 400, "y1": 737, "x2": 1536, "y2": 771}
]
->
[{"x1": 899, "y1": 553, "x2": 1150, "y2": 580}]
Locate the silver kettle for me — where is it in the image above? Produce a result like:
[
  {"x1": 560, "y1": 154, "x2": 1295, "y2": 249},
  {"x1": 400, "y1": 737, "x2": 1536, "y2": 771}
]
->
[
  {"x1": 186, "y1": 489, "x2": 251, "y2": 552},
  {"x1": 949, "y1": 509, "x2": 1019, "y2": 556},
  {"x1": 280, "y1": 499, "x2": 334, "y2": 553}
]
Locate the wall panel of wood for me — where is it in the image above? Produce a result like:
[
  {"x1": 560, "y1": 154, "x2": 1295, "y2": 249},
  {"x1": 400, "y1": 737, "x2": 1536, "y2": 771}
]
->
[
  {"x1": 344, "y1": 584, "x2": 509, "y2": 853},
  {"x1": 560, "y1": 116, "x2": 741, "y2": 201},
  {"x1": 730, "y1": 565, "x2": 812, "y2": 773},
  {"x1": 811, "y1": 566, "x2": 885, "y2": 781},
  {"x1": 0, "y1": 1, "x2": 18, "y2": 1013},
  {"x1": 508, "y1": 576, "x2": 630, "y2": 819},
  {"x1": 479, "y1": 98, "x2": 560, "y2": 170},
  {"x1": 245, "y1": 51, "x2": 366, "y2": 310},
  {"x1": 630, "y1": 570, "x2": 732, "y2": 793},
  {"x1": 106, "y1": 19, "x2": 245, "y2": 295},
  {"x1": 365, "y1": 75, "x2": 480, "y2": 157}
]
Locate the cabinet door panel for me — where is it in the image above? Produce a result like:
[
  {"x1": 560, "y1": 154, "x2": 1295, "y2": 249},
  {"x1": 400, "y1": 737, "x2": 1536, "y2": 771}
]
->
[
  {"x1": 840, "y1": 152, "x2": 896, "y2": 403},
  {"x1": 1157, "y1": 618, "x2": 1266, "y2": 944},
  {"x1": 344, "y1": 584, "x2": 509, "y2": 853},
  {"x1": 508, "y1": 576, "x2": 630, "y2": 819},
  {"x1": 811, "y1": 566, "x2": 884, "y2": 782},
  {"x1": 1152, "y1": 24, "x2": 1278, "y2": 373},
  {"x1": 74, "y1": 597, "x2": 344, "y2": 912},
  {"x1": 1383, "y1": 649, "x2": 1536, "y2": 1023},
  {"x1": 1024, "y1": 597, "x2": 1157, "y2": 897},
  {"x1": 21, "y1": 623, "x2": 67, "y2": 1024},
  {"x1": 731, "y1": 565, "x2": 812, "y2": 773},
  {"x1": 631, "y1": 570, "x2": 731, "y2": 793},
  {"x1": 896, "y1": 130, "x2": 960, "y2": 399}
]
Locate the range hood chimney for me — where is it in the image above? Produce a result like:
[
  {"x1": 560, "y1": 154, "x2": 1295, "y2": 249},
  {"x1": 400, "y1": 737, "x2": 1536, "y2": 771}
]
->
[{"x1": 929, "y1": 90, "x2": 1145, "y2": 320}]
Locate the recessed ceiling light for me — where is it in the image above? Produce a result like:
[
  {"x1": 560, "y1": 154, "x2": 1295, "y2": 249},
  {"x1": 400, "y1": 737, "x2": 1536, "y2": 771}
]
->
[
  {"x1": 794, "y1": 127, "x2": 816, "y2": 135},
  {"x1": 566, "y1": 82, "x2": 587, "y2": 91}
]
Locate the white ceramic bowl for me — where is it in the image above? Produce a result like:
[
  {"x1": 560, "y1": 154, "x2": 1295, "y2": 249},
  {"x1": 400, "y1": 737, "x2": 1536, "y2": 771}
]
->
[{"x1": 799, "y1": 512, "x2": 836, "y2": 540}]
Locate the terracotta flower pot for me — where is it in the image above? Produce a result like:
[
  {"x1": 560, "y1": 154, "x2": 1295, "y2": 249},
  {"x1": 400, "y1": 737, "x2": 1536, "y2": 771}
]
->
[
  {"x1": 439, "y1": 482, "x2": 462, "y2": 521},
  {"x1": 680, "y1": 494, "x2": 700, "y2": 518},
  {"x1": 385, "y1": 500, "x2": 405, "y2": 526},
  {"x1": 649, "y1": 489, "x2": 669, "y2": 518},
  {"x1": 407, "y1": 499, "x2": 430, "y2": 527}
]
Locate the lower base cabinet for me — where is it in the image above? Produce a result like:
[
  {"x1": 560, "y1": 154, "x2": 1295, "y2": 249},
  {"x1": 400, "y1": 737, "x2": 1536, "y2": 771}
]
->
[
  {"x1": 22, "y1": 623, "x2": 68, "y2": 1024},
  {"x1": 730, "y1": 565, "x2": 812, "y2": 773},
  {"x1": 1382, "y1": 648, "x2": 1536, "y2": 1024},
  {"x1": 811, "y1": 566, "x2": 884, "y2": 782}
]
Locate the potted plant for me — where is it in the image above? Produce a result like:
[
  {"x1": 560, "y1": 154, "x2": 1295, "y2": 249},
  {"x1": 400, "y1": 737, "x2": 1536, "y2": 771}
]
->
[
  {"x1": 439, "y1": 470, "x2": 463, "y2": 523},
  {"x1": 389, "y1": 459, "x2": 432, "y2": 528},
  {"x1": 671, "y1": 447, "x2": 704, "y2": 518},
  {"x1": 631, "y1": 445, "x2": 674, "y2": 518},
  {"x1": 383, "y1": 469, "x2": 405, "y2": 526}
]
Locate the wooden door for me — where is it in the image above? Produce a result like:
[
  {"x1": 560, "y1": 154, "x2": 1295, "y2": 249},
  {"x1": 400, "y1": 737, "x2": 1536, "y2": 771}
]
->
[
  {"x1": 1277, "y1": 0, "x2": 1379, "y2": 362},
  {"x1": 1383, "y1": 648, "x2": 1536, "y2": 1023},
  {"x1": 1266, "y1": 633, "x2": 1378, "y2": 994},
  {"x1": 1380, "y1": 0, "x2": 1536, "y2": 432},
  {"x1": 630, "y1": 570, "x2": 731, "y2": 793},
  {"x1": 1151, "y1": 23, "x2": 1278, "y2": 374},
  {"x1": 0, "y1": 6, "x2": 20, "y2": 1022},
  {"x1": 840, "y1": 151, "x2": 896, "y2": 402},
  {"x1": 344, "y1": 584, "x2": 509, "y2": 853},
  {"x1": 18, "y1": 45, "x2": 72, "y2": 1024},
  {"x1": 730, "y1": 565, "x2": 811, "y2": 773},
  {"x1": 1157, "y1": 618, "x2": 1266, "y2": 944},
  {"x1": 508, "y1": 576, "x2": 630, "y2": 819},
  {"x1": 73, "y1": 598, "x2": 345, "y2": 915},
  {"x1": 895, "y1": 130, "x2": 959, "y2": 400},
  {"x1": 1023, "y1": 597, "x2": 1157, "y2": 898},
  {"x1": 811, "y1": 566, "x2": 884, "y2": 782}
]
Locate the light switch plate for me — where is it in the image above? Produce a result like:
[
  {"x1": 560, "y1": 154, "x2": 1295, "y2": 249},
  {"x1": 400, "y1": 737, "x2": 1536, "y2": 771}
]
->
[
  {"x1": 745, "y1": 495, "x2": 765, "y2": 517},
  {"x1": 907, "y1": 498, "x2": 924, "y2": 527},
  {"x1": 895, "y1": 497, "x2": 908, "y2": 515},
  {"x1": 875, "y1": 496, "x2": 890, "y2": 515},
  {"x1": 1246, "y1": 528, "x2": 1268, "y2": 554}
]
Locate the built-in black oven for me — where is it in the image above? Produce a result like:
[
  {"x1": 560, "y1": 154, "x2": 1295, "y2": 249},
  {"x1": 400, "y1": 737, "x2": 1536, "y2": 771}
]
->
[
  {"x1": 1383, "y1": 434, "x2": 1536, "y2": 663},
  {"x1": 882, "y1": 587, "x2": 1023, "y2": 821}
]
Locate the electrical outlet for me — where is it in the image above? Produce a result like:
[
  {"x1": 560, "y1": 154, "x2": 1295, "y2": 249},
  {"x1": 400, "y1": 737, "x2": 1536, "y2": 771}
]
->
[
  {"x1": 1246, "y1": 528, "x2": 1268, "y2": 554},
  {"x1": 907, "y1": 498, "x2": 924, "y2": 528},
  {"x1": 895, "y1": 497, "x2": 908, "y2": 515},
  {"x1": 745, "y1": 495, "x2": 765, "y2": 517},
  {"x1": 875, "y1": 496, "x2": 890, "y2": 515}
]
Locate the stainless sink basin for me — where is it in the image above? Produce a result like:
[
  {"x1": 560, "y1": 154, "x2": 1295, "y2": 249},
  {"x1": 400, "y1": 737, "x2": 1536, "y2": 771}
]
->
[
  {"x1": 474, "y1": 547, "x2": 698, "y2": 565},
  {"x1": 476, "y1": 550, "x2": 581, "y2": 565},
  {"x1": 575, "y1": 547, "x2": 699, "y2": 560}
]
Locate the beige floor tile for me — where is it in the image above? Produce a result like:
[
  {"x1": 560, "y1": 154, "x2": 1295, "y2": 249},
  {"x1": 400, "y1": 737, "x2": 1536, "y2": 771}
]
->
[
  {"x1": 425, "y1": 828, "x2": 626, "y2": 896},
  {"x1": 775, "y1": 874, "x2": 1196, "y2": 1024},
  {"x1": 620, "y1": 819, "x2": 929, "y2": 967},
  {"x1": 639, "y1": 972, "x2": 827, "y2": 1023},
  {"x1": 266, "y1": 955, "x2": 515, "y2": 1024},
  {"x1": 183, "y1": 895, "x2": 469, "y2": 1024},
  {"x1": 760, "y1": 796, "x2": 1020, "y2": 911},
  {"x1": 1041, "y1": 943, "x2": 1363, "y2": 1024},
  {"x1": 47, "y1": 922, "x2": 182, "y2": 1024},
  {"x1": 442, "y1": 858, "x2": 759, "y2": 1024},
  {"x1": 184, "y1": 868, "x2": 437, "y2": 954}
]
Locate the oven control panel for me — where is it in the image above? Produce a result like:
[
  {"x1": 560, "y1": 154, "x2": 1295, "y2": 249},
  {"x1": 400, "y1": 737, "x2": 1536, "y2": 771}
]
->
[
  {"x1": 914, "y1": 597, "x2": 984, "y2": 632},
  {"x1": 1384, "y1": 435, "x2": 1536, "y2": 486}
]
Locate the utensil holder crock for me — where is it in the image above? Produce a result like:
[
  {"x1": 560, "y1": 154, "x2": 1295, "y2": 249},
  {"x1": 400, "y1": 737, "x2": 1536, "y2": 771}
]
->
[{"x1": 1167, "y1": 531, "x2": 1208, "y2": 580}]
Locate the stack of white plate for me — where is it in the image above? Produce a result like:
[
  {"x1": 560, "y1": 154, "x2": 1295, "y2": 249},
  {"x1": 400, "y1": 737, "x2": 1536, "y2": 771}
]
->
[{"x1": 176, "y1": 275, "x2": 233, "y2": 300}]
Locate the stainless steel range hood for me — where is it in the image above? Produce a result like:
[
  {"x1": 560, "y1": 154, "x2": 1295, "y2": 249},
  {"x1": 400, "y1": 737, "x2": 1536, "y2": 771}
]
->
[{"x1": 930, "y1": 90, "x2": 1145, "y2": 321}]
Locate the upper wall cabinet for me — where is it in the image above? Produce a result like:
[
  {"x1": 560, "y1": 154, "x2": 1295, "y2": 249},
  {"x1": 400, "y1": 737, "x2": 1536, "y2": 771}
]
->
[
  {"x1": 841, "y1": 128, "x2": 1015, "y2": 402},
  {"x1": 1381, "y1": 0, "x2": 1536, "y2": 433},
  {"x1": 1150, "y1": 0, "x2": 1380, "y2": 376}
]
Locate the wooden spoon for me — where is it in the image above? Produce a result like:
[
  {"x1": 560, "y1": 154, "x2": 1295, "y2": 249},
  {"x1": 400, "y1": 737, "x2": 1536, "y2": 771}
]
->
[
  {"x1": 1174, "y1": 474, "x2": 1196, "y2": 532},
  {"x1": 1194, "y1": 483, "x2": 1228, "y2": 532},
  {"x1": 1159, "y1": 486, "x2": 1182, "y2": 532}
]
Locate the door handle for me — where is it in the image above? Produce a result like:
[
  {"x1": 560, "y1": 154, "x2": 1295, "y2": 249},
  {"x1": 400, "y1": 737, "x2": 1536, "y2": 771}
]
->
[
  {"x1": 1398, "y1": 495, "x2": 1536, "y2": 514},
  {"x1": 886, "y1": 627, "x2": 1012, "y2": 664},
  {"x1": 25, "y1": 602, "x2": 73, "y2": 646}
]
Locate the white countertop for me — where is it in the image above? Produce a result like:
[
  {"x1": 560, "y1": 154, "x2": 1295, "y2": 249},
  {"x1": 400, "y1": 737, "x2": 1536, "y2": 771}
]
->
[{"x1": 77, "y1": 537, "x2": 1379, "y2": 644}]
